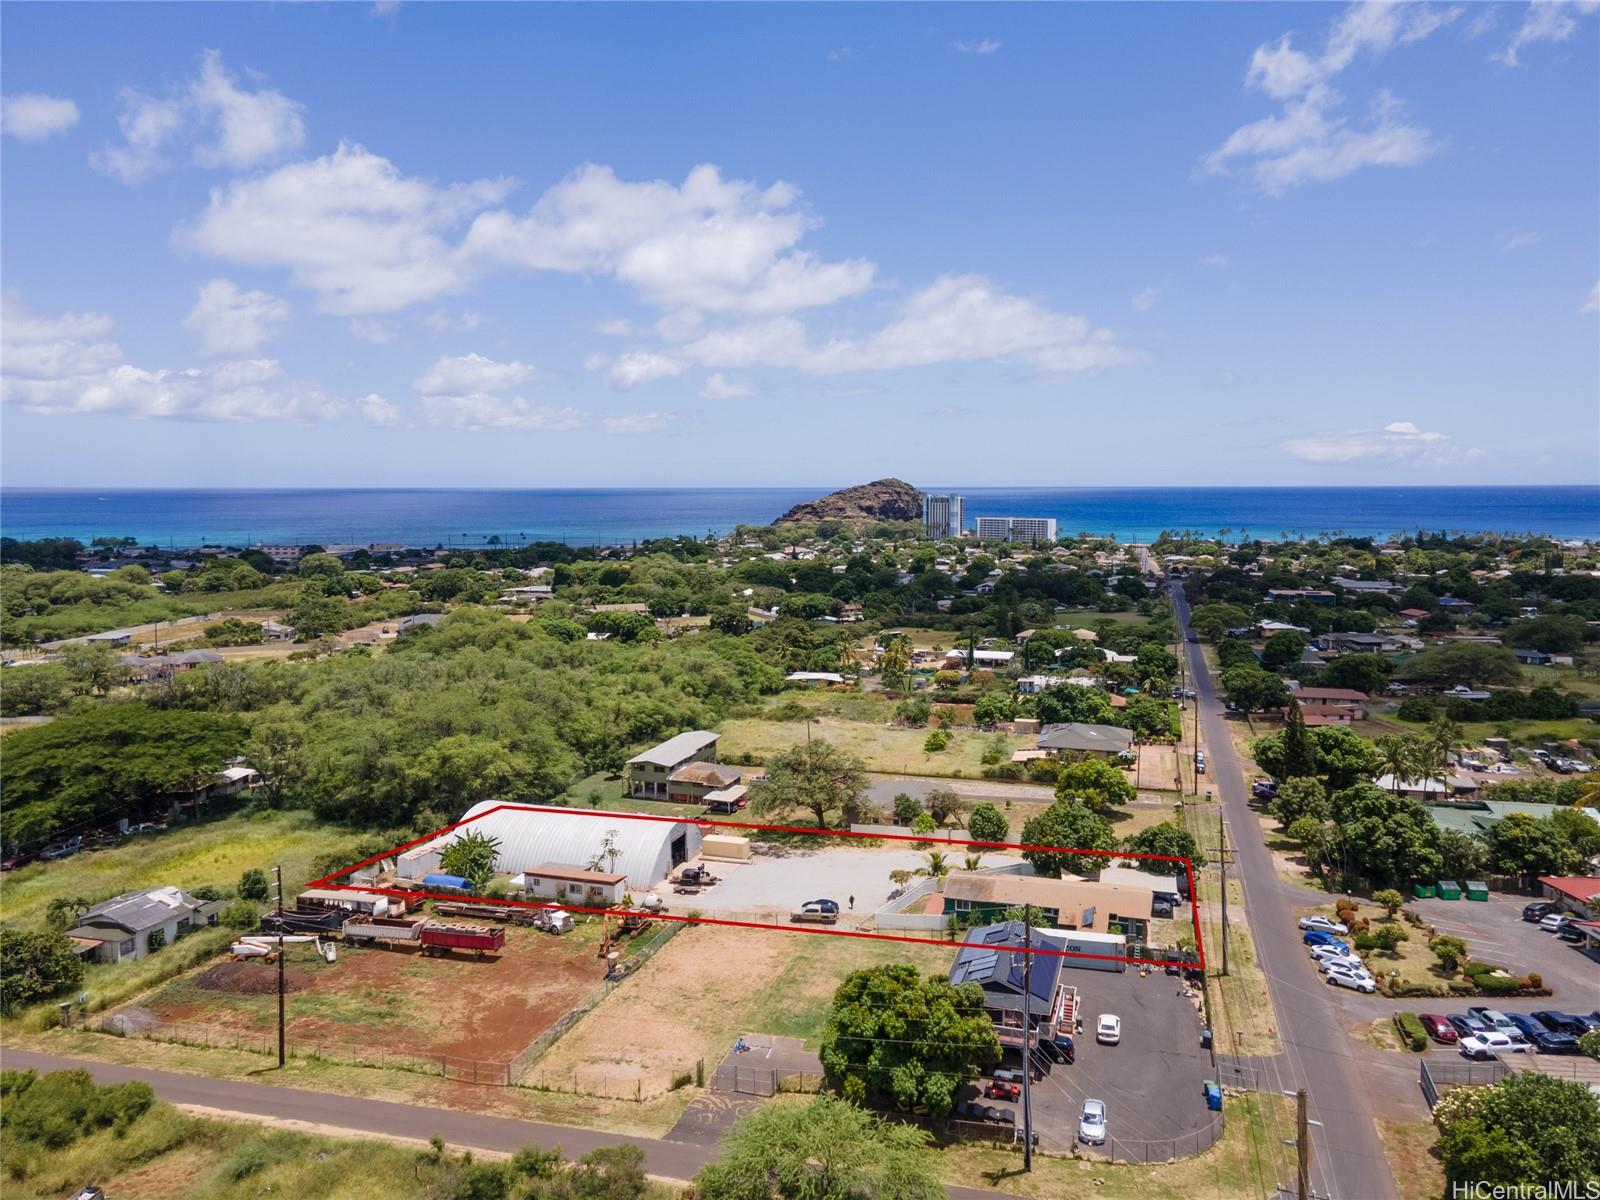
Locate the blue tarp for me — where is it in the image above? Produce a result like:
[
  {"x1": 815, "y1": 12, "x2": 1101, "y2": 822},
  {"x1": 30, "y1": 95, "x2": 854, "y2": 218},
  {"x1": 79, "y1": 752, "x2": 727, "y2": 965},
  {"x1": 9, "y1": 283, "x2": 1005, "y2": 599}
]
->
[{"x1": 422, "y1": 873, "x2": 473, "y2": 891}]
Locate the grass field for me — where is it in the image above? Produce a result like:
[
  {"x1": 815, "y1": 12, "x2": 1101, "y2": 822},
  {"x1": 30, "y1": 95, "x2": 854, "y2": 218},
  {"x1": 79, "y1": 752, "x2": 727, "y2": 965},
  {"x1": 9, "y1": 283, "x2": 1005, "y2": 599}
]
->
[
  {"x1": 718, "y1": 714, "x2": 995, "y2": 777},
  {"x1": 0, "y1": 810, "x2": 340, "y2": 933},
  {"x1": 1182, "y1": 802, "x2": 1283, "y2": 1057},
  {"x1": 534, "y1": 920, "x2": 955, "y2": 1094},
  {"x1": 5, "y1": 1097, "x2": 684, "y2": 1200},
  {"x1": 941, "y1": 1091, "x2": 1293, "y2": 1200},
  {"x1": 1377, "y1": 1117, "x2": 1445, "y2": 1200}
]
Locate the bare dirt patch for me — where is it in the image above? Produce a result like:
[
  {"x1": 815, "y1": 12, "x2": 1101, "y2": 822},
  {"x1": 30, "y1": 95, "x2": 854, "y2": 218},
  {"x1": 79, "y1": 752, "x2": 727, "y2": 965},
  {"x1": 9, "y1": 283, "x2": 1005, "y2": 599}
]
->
[{"x1": 193, "y1": 961, "x2": 313, "y2": 995}]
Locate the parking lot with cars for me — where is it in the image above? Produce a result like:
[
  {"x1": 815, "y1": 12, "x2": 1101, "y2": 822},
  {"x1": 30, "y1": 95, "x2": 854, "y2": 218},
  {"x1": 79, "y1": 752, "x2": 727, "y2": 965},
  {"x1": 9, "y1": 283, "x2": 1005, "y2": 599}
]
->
[
  {"x1": 957, "y1": 964, "x2": 1215, "y2": 1156},
  {"x1": 1409, "y1": 892, "x2": 1600, "y2": 1000}
]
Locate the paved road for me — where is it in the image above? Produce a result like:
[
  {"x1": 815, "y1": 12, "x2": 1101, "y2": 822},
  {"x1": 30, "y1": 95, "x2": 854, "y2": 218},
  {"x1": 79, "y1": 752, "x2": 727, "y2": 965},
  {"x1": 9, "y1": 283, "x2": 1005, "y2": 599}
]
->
[
  {"x1": 3, "y1": 1048, "x2": 1011, "y2": 1200},
  {"x1": 1171, "y1": 583, "x2": 1399, "y2": 1200}
]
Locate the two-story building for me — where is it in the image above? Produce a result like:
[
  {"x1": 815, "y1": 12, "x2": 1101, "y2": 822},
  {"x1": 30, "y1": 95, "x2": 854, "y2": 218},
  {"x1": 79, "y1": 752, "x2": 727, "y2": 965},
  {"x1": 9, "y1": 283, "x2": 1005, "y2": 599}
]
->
[
  {"x1": 948, "y1": 921, "x2": 1075, "y2": 1050},
  {"x1": 625, "y1": 731, "x2": 721, "y2": 800}
]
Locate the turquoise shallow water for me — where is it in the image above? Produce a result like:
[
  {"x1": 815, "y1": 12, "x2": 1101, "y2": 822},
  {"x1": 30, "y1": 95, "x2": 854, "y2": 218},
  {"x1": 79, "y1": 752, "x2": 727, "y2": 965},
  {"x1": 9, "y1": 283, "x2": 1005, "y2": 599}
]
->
[{"x1": 2, "y1": 485, "x2": 1596, "y2": 548}]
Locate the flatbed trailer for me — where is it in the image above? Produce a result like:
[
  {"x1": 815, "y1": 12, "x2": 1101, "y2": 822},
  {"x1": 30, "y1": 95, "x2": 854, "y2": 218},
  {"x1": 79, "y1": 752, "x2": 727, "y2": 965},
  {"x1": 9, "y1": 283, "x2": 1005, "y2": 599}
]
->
[
  {"x1": 420, "y1": 922, "x2": 505, "y2": 957},
  {"x1": 433, "y1": 900, "x2": 545, "y2": 926}
]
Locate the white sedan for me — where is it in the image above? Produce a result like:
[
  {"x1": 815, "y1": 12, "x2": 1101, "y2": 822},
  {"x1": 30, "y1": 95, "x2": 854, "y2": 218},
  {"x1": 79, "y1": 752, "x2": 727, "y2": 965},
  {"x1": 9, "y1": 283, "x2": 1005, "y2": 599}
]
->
[
  {"x1": 1326, "y1": 969, "x2": 1376, "y2": 993},
  {"x1": 1096, "y1": 1014, "x2": 1122, "y2": 1045},
  {"x1": 1078, "y1": 1098, "x2": 1108, "y2": 1145},
  {"x1": 1298, "y1": 915, "x2": 1350, "y2": 935},
  {"x1": 1316, "y1": 955, "x2": 1366, "y2": 975}
]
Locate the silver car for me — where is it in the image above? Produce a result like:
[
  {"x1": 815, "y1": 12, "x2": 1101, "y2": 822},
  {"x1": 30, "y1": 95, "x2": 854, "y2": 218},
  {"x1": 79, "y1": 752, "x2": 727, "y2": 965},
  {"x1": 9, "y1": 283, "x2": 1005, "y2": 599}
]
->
[{"x1": 1078, "y1": 1098, "x2": 1108, "y2": 1145}]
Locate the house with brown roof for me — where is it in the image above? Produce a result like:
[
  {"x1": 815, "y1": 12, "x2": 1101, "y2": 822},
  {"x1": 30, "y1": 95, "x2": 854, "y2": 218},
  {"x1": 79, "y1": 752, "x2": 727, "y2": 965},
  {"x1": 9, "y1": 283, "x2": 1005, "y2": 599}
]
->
[
  {"x1": 518, "y1": 863, "x2": 628, "y2": 906},
  {"x1": 941, "y1": 871, "x2": 1155, "y2": 941},
  {"x1": 1293, "y1": 687, "x2": 1368, "y2": 721}
]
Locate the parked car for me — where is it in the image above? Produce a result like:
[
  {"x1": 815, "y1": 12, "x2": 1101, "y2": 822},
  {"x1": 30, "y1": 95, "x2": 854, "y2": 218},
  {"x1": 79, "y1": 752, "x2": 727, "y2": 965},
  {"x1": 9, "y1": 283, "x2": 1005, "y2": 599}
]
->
[
  {"x1": 1187, "y1": 632, "x2": 1199, "y2": 643},
  {"x1": 1506, "y1": 1014, "x2": 1580, "y2": 1054},
  {"x1": 981, "y1": 1105, "x2": 1003, "y2": 1123},
  {"x1": 1467, "y1": 1008, "x2": 1520, "y2": 1036},
  {"x1": 1299, "y1": 916, "x2": 1350, "y2": 934},
  {"x1": 1459, "y1": 1033, "x2": 1532, "y2": 1059},
  {"x1": 0, "y1": 851, "x2": 35, "y2": 871},
  {"x1": 1303, "y1": 931, "x2": 1347, "y2": 949},
  {"x1": 72, "y1": 1189, "x2": 106, "y2": 1200},
  {"x1": 1252, "y1": 779, "x2": 1278, "y2": 800},
  {"x1": 1078, "y1": 1099, "x2": 1108, "y2": 1146},
  {"x1": 1318, "y1": 957, "x2": 1368, "y2": 977},
  {"x1": 990, "y1": 1068, "x2": 1025, "y2": 1087},
  {"x1": 1558, "y1": 925, "x2": 1587, "y2": 944},
  {"x1": 801, "y1": 899, "x2": 840, "y2": 914},
  {"x1": 1418, "y1": 1014, "x2": 1459, "y2": 1044},
  {"x1": 39, "y1": 837, "x2": 82, "y2": 861},
  {"x1": 1327, "y1": 970, "x2": 1376, "y2": 993},
  {"x1": 1532, "y1": 1011, "x2": 1594, "y2": 1036},
  {"x1": 1522, "y1": 902, "x2": 1557, "y2": 922},
  {"x1": 1447, "y1": 1014, "x2": 1490, "y2": 1039},
  {"x1": 1194, "y1": 751, "x2": 1207, "y2": 775},
  {"x1": 1038, "y1": 1036, "x2": 1072, "y2": 1065},
  {"x1": 1096, "y1": 1014, "x2": 1122, "y2": 1045},
  {"x1": 984, "y1": 1080, "x2": 1020, "y2": 1101},
  {"x1": 1539, "y1": 913, "x2": 1574, "y2": 933}
]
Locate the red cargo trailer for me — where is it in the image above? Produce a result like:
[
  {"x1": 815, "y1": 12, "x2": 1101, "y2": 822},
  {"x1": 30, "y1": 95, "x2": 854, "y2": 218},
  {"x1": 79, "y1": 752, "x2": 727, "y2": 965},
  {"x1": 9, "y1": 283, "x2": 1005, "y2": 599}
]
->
[{"x1": 420, "y1": 922, "x2": 505, "y2": 957}]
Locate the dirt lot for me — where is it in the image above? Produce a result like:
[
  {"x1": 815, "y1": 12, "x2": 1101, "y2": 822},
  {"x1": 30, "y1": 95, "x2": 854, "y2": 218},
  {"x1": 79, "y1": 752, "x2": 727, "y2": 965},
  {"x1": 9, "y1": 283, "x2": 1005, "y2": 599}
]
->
[
  {"x1": 533, "y1": 921, "x2": 953, "y2": 1097},
  {"x1": 122, "y1": 925, "x2": 603, "y2": 1068},
  {"x1": 1135, "y1": 745, "x2": 1180, "y2": 791}
]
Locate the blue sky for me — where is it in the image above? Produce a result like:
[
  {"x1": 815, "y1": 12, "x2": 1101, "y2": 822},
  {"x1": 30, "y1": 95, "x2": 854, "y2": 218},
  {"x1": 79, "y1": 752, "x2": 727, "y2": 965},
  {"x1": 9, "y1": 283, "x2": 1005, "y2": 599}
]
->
[{"x1": 2, "y1": 1, "x2": 1596, "y2": 488}]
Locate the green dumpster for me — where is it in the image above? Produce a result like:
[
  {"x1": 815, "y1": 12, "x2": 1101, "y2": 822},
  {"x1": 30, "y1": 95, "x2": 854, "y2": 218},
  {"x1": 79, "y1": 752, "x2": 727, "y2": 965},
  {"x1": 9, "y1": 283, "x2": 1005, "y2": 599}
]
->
[
  {"x1": 1437, "y1": 879, "x2": 1462, "y2": 900},
  {"x1": 1413, "y1": 882, "x2": 1436, "y2": 899},
  {"x1": 1464, "y1": 880, "x2": 1489, "y2": 902}
]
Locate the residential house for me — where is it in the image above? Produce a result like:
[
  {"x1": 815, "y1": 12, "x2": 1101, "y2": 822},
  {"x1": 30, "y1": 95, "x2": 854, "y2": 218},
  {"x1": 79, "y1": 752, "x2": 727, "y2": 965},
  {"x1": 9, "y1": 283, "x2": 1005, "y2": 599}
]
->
[
  {"x1": 1037, "y1": 722, "x2": 1134, "y2": 759},
  {"x1": 1537, "y1": 876, "x2": 1600, "y2": 917},
  {"x1": 1265, "y1": 588, "x2": 1336, "y2": 605},
  {"x1": 67, "y1": 886, "x2": 219, "y2": 963},
  {"x1": 259, "y1": 620, "x2": 295, "y2": 641},
  {"x1": 1291, "y1": 687, "x2": 1368, "y2": 721},
  {"x1": 941, "y1": 648, "x2": 1016, "y2": 670}
]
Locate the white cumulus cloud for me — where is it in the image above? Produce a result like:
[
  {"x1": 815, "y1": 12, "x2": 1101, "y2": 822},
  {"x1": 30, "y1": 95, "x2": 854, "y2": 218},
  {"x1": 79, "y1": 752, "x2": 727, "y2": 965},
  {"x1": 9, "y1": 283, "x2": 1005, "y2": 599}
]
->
[
  {"x1": 359, "y1": 393, "x2": 401, "y2": 426},
  {"x1": 183, "y1": 279, "x2": 291, "y2": 355},
  {"x1": 92, "y1": 49, "x2": 304, "y2": 183},
  {"x1": 701, "y1": 372, "x2": 753, "y2": 399},
  {"x1": 1495, "y1": 0, "x2": 1599, "y2": 65},
  {"x1": 1281, "y1": 418, "x2": 1471, "y2": 464},
  {"x1": 597, "y1": 351, "x2": 686, "y2": 389},
  {"x1": 422, "y1": 394, "x2": 585, "y2": 433},
  {"x1": 1206, "y1": 2, "x2": 1455, "y2": 194},
  {"x1": 1, "y1": 93, "x2": 80, "y2": 140},
  {"x1": 1132, "y1": 287, "x2": 1159, "y2": 313},
  {"x1": 413, "y1": 352, "x2": 534, "y2": 396},
  {"x1": 953, "y1": 38, "x2": 1003, "y2": 54}
]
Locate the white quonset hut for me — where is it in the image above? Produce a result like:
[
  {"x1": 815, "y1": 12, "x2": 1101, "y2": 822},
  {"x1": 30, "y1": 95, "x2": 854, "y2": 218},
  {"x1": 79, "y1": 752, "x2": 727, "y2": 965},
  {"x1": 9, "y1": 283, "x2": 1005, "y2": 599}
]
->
[{"x1": 399, "y1": 805, "x2": 702, "y2": 890}]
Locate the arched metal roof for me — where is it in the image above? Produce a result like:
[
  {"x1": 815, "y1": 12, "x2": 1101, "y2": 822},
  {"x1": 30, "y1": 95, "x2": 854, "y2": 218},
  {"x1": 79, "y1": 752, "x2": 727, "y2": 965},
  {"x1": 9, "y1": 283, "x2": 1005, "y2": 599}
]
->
[{"x1": 446, "y1": 803, "x2": 700, "y2": 888}]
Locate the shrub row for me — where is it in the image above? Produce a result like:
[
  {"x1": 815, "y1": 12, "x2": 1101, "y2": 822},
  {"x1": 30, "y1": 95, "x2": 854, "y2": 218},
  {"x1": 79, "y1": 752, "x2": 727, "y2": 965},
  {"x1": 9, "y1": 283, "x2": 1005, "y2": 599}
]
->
[{"x1": 1394, "y1": 1011, "x2": 1430, "y2": 1052}]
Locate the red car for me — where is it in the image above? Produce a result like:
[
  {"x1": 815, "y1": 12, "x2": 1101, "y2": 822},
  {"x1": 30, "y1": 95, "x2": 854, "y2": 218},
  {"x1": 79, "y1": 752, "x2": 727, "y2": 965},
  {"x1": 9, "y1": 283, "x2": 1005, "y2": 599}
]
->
[
  {"x1": 984, "y1": 1080, "x2": 1021, "y2": 1102},
  {"x1": 1418, "y1": 1014, "x2": 1458, "y2": 1044}
]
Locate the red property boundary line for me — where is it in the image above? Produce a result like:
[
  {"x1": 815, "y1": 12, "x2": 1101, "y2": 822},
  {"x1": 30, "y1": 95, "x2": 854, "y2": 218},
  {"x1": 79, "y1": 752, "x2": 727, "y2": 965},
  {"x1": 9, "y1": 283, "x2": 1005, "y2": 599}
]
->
[{"x1": 309, "y1": 804, "x2": 1206, "y2": 970}]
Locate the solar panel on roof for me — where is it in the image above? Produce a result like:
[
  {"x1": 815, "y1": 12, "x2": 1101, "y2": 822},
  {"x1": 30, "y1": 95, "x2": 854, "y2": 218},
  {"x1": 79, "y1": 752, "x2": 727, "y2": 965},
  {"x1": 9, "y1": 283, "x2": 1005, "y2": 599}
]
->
[{"x1": 969, "y1": 952, "x2": 999, "y2": 975}]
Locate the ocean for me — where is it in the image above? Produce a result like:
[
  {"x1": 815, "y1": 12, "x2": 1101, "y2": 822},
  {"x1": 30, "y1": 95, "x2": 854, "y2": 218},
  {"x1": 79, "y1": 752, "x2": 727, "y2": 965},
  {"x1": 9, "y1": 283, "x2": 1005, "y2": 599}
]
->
[{"x1": 1, "y1": 486, "x2": 1596, "y2": 549}]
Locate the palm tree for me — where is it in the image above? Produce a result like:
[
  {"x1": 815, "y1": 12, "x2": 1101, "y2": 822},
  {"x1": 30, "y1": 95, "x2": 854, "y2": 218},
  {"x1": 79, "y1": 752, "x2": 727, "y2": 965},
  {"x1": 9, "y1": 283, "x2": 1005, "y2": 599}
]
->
[
  {"x1": 963, "y1": 852, "x2": 984, "y2": 871},
  {"x1": 1427, "y1": 714, "x2": 1465, "y2": 772},
  {"x1": 837, "y1": 641, "x2": 859, "y2": 673},
  {"x1": 1373, "y1": 734, "x2": 1416, "y2": 794},
  {"x1": 918, "y1": 850, "x2": 951, "y2": 880}
]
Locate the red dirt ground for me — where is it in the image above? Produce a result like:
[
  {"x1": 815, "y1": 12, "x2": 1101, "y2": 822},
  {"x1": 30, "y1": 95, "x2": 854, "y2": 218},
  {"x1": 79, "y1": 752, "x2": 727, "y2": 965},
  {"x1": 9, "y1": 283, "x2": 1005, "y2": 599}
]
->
[{"x1": 143, "y1": 926, "x2": 602, "y2": 1066}]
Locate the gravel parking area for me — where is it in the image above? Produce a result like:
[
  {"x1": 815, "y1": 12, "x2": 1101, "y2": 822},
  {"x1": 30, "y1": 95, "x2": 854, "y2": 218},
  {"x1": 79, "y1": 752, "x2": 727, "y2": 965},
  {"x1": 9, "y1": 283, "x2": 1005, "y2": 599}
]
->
[{"x1": 679, "y1": 845, "x2": 1022, "y2": 917}]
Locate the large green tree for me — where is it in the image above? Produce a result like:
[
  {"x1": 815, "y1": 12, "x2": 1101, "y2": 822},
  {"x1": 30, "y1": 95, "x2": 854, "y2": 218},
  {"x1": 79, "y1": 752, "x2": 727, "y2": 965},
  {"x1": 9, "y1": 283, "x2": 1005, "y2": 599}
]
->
[
  {"x1": 749, "y1": 740, "x2": 874, "y2": 829},
  {"x1": 0, "y1": 704, "x2": 246, "y2": 846},
  {"x1": 694, "y1": 1094, "x2": 942, "y2": 1200},
  {"x1": 966, "y1": 803, "x2": 1009, "y2": 845},
  {"x1": 1054, "y1": 758, "x2": 1136, "y2": 812},
  {"x1": 818, "y1": 964, "x2": 999, "y2": 1118},
  {"x1": 0, "y1": 930, "x2": 86, "y2": 1016},
  {"x1": 1330, "y1": 782, "x2": 1442, "y2": 887},
  {"x1": 1018, "y1": 799, "x2": 1117, "y2": 876},
  {"x1": 1123, "y1": 821, "x2": 1204, "y2": 869},
  {"x1": 1220, "y1": 667, "x2": 1290, "y2": 713},
  {"x1": 1397, "y1": 643, "x2": 1523, "y2": 687},
  {"x1": 1439, "y1": 1074, "x2": 1600, "y2": 1190}
]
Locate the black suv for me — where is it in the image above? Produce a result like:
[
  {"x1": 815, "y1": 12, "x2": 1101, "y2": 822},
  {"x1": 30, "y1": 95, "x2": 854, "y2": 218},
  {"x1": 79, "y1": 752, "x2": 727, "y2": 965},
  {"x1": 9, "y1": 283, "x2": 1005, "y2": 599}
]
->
[{"x1": 1522, "y1": 902, "x2": 1556, "y2": 922}]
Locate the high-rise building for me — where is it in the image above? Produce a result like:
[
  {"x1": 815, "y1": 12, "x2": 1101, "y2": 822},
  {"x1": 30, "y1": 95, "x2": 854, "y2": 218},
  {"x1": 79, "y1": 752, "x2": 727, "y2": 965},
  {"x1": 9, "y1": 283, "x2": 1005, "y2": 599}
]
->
[
  {"x1": 922, "y1": 493, "x2": 964, "y2": 540},
  {"x1": 974, "y1": 516, "x2": 1058, "y2": 544}
]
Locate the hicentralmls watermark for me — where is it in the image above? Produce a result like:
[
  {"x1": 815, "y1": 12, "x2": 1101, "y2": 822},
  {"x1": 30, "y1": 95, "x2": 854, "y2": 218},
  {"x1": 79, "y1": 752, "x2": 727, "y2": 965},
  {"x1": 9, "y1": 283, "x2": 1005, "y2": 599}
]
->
[{"x1": 1450, "y1": 1183, "x2": 1600, "y2": 1200}]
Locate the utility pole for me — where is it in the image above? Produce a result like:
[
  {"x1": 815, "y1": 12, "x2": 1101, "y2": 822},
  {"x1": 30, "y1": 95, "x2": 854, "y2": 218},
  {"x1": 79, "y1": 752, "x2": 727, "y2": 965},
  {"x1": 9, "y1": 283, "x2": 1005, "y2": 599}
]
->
[
  {"x1": 1296, "y1": 1088, "x2": 1310, "y2": 1200},
  {"x1": 1280, "y1": 1087, "x2": 1323, "y2": 1200},
  {"x1": 1021, "y1": 913, "x2": 1034, "y2": 1171},
  {"x1": 273, "y1": 864, "x2": 285, "y2": 1068},
  {"x1": 1207, "y1": 817, "x2": 1235, "y2": 977}
]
